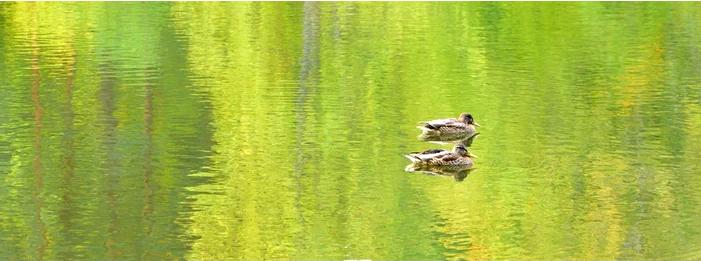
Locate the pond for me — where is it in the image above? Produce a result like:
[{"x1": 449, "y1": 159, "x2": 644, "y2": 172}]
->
[{"x1": 1, "y1": 2, "x2": 701, "y2": 260}]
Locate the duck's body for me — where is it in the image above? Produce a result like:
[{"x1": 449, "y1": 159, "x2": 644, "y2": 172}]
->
[
  {"x1": 418, "y1": 113, "x2": 479, "y2": 140},
  {"x1": 418, "y1": 129, "x2": 472, "y2": 142},
  {"x1": 404, "y1": 144, "x2": 475, "y2": 168}
]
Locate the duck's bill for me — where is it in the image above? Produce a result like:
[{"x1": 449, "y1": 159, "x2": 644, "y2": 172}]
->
[
  {"x1": 468, "y1": 153, "x2": 479, "y2": 159},
  {"x1": 473, "y1": 122, "x2": 481, "y2": 127}
]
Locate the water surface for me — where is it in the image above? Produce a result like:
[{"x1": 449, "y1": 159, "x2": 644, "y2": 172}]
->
[{"x1": 1, "y1": 2, "x2": 701, "y2": 260}]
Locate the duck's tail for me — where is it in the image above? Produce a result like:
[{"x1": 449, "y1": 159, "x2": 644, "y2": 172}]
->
[
  {"x1": 404, "y1": 154, "x2": 423, "y2": 163},
  {"x1": 417, "y1": 122, "x2": 440, "y2": 130},
  {"x1": 416, "y1": 126, "x2": 439, "y2": 137}
]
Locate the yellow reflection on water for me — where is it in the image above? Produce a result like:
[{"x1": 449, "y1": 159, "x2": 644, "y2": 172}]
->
[{"x1": 1, "y1": 2, "x2": 701, "y2": 260}]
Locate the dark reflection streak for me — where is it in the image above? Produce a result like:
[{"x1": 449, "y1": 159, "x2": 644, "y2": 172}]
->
[
  {"x1": 98, "y1": 59, "x2": 119, "y2": 259},
  {"x1": 30, "y1": 26, "x2": 47, "y2": 261},
  {"x1": 58, "y1": 45, "x2": 77, "y2": 259},
  {"x1": 294, "y1": 1, "x2": 320, "y2": 231},
  {"x1": 141, "y1": 68, "x2": 155, "y2": 259}
]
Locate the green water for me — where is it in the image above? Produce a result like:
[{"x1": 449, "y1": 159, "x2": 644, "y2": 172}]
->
[{"x1": 2, "y1": 2, "x2": 701, "y2": 260}]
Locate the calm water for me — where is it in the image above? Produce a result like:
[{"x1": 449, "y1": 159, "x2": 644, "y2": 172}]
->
[{"x1": 2, "y1": 2, "x2": 701, "y2": 260}]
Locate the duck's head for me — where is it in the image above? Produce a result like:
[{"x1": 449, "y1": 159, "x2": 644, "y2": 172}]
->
[
  {"x1": 453, "y1": 144, "x2": 468, "y2": 156},
  {"x1": 453, "y1": 144, "x2": 477, "y2": 158},
  {"x1": 458, "y1": 113, "x2": 480, "y2": 127}
]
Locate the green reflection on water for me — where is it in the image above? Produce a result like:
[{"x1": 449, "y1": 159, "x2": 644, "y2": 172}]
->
[{"x1": 1, "y1": 2, "x2": 701, "y2": 260}]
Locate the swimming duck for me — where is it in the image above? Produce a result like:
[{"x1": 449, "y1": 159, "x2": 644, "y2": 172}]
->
[
  {"x1": 417, "y1": 113, "x2": 480, "y2": 140},
  {"x1": 404, "y1": 144, "x2": 475, "y2": 168}
]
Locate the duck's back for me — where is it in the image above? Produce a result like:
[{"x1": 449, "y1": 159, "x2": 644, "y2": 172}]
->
[
  {"x1": 423, "y1": 118, "x2": 463, "y2": 129},
  {"x1": 408, "y1": 149, "x2": 449, "y2": 161},
  {"x1": 428, "y1": 154, "x2": 473, "y2": 167}
]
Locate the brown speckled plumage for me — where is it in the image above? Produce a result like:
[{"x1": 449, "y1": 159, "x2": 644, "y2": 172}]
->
[
  {"x1": 405, "y1": 144, "x2": 475, "y2": 168},
  {"x1": 417, "y1": 113, "x2": 479, "y2": 140}
]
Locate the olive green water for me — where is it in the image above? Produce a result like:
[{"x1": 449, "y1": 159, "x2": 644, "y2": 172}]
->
[{"x1": 2, "y1": 2, "x2": 701, "y2": 260}]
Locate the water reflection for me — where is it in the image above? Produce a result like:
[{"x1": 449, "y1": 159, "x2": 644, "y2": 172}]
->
[
  {"x1": 1, "y1": 2, "x2": 701, "y2": 260},
  {"x1": 421, "y1": 132, "x2": 481, "y2": 147},
  {"x1": 405, "y1": 164, "x2": 474, "y2": 182}
]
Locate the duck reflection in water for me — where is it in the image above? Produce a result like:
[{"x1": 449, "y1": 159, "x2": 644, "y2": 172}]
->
[
  {"x1": 420, "y1": 131, "x2": 480, "y2": 149},
  {"x1": 405, "y1": 164, "x2": 474, "y2": 182}
]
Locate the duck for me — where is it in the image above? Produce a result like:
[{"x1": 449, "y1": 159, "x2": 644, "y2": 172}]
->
[
  {"x1": 404, "y1": 144, "x2": 476, "y2": 168},
  {"x1": 417, "y1": 113, "x2": 480, "y2": 141}
]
